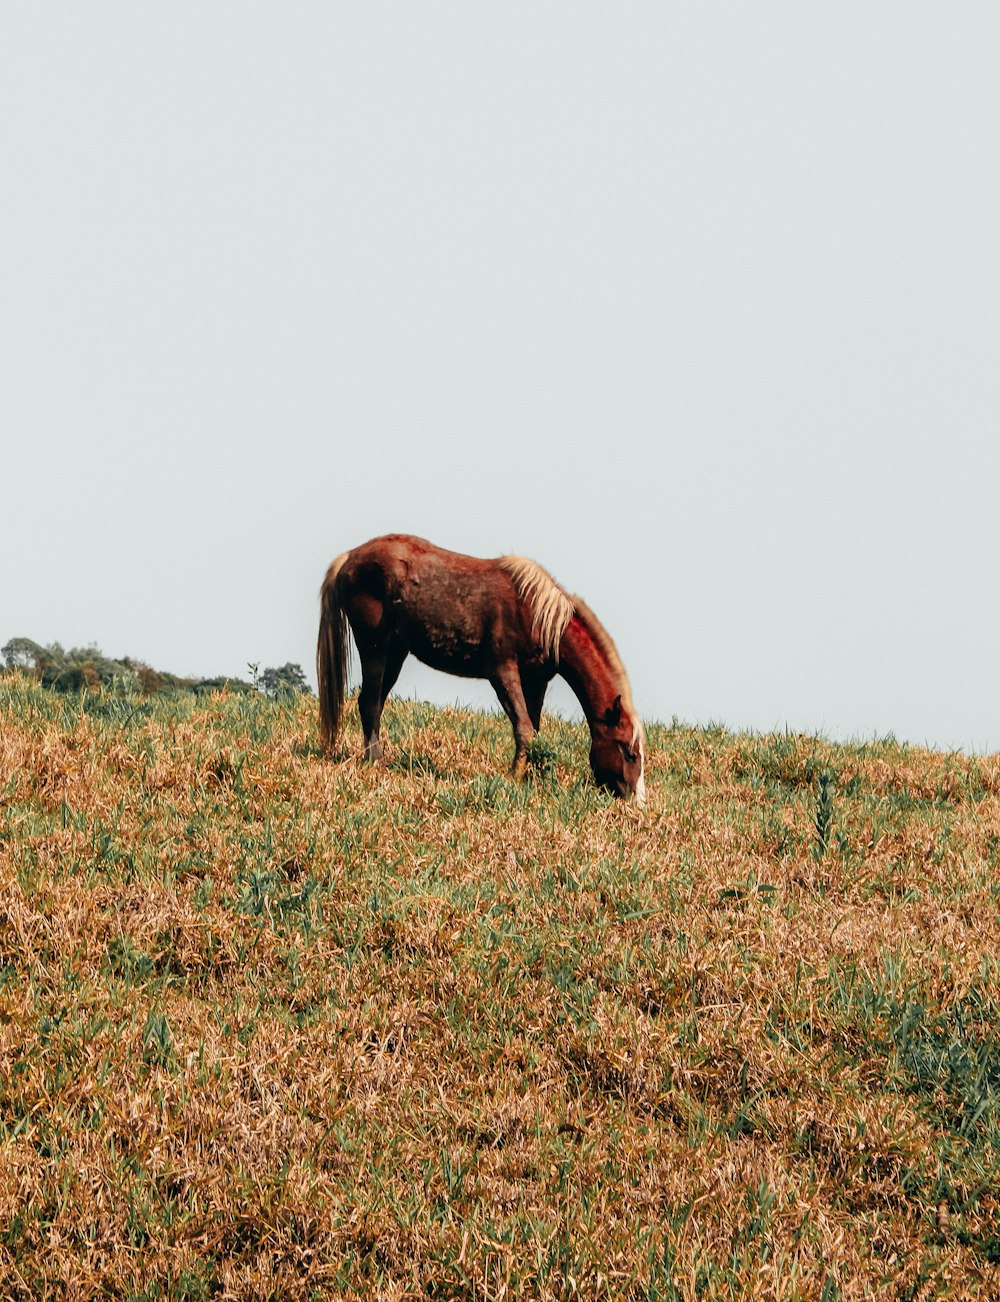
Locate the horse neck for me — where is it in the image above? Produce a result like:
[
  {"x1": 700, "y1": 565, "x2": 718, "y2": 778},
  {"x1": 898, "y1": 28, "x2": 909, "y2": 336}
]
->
[{"x1": 557, "y1": 612, "x2": 628, "y2": 732}]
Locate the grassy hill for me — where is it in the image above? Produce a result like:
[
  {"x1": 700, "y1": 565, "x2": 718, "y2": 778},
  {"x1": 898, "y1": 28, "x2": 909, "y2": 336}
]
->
[{"x1": 0, "y1": 675, "x2": 998, "y2": 1300}]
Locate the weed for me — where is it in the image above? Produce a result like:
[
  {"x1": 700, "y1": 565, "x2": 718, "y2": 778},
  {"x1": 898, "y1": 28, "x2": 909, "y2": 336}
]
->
[
  {"x1": 815, "y1": 769, "x2": 835, "y2": 857},
  {"x1": 142, "y1": 1010, "x2": 174, "y2": 1068}
]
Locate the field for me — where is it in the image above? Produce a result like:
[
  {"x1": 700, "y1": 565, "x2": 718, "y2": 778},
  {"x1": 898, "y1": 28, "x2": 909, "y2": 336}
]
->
[{"x1": 0, "y1": 675, "x2": 998, "y2": 1300}]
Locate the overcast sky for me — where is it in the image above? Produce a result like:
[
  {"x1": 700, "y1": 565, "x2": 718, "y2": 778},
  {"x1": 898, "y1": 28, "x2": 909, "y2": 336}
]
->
[{"x1": 2, "y1": 6, "x2": 998, "y2": 751}]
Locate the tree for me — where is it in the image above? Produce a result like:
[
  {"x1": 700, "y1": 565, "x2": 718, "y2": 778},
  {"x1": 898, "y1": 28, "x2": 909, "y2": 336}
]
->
[
  {"x1": 2, "y1": 637, "x2": 49, "y2": 675},
  {"x1": 1, "y1": 638, "x2": 138, "y2": 692},
  {"x1": 2, "y1": 635, "x2": 263, "y2": 697},
  {"x1": 259, "y1": 663, "x2": 311, "y2": 698}
]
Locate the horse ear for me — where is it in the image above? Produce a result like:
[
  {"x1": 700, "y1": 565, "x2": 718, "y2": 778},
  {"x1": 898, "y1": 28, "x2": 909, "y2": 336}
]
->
[{"x1": 604, "y1": 695, "x2": 623, "y2": 727}]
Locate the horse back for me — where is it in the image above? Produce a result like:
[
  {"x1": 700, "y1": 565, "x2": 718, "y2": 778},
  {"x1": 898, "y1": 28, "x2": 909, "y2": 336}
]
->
[{"x1": 339, "y1": 535, "x2": 536, "y2": 673}]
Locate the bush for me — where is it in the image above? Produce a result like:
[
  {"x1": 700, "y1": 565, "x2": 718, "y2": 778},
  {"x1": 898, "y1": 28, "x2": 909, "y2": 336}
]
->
[
  {"x1": 259, "y1": 663, "x2": 311, "y2": 698},
  {"x1": 1, "y1": 638, "x2": 256, "y2": 697}
]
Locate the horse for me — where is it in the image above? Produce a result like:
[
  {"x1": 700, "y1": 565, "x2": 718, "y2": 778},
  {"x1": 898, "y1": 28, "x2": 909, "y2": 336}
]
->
[{"x1": 317, "y1": 534, "x2": 646, "y2": 802}]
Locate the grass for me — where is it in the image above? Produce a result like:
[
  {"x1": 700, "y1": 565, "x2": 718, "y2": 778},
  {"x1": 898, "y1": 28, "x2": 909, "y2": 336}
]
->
[{"x1": 0, "y1": 674, "x2": 999, "y2": 1299}]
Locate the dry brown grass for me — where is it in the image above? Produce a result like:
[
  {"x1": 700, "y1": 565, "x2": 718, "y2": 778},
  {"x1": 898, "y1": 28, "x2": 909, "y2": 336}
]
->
[{"x1": 0, "y1": 677, "x2": 998, "y2": 1300}]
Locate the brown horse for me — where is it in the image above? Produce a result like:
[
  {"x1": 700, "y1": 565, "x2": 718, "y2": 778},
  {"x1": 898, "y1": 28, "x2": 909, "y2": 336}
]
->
[{"x1": 317, "y1": 534, "x2": 645, "y2": 802}]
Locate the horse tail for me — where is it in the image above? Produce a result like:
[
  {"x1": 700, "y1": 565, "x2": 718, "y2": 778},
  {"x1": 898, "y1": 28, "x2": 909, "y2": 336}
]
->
[{"x1": 317, "y1": 552, "x2": 351, "y2": 753}]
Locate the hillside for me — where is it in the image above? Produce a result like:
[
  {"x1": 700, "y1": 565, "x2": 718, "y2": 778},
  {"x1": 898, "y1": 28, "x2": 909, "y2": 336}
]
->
[{"x1": 0, "y1": 676, "x2": 998, "y2": 1300}]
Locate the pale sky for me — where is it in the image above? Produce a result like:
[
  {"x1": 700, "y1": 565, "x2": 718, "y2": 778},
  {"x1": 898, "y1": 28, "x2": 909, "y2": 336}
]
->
[{"x1": 2, "y1": 6, "x2": 998, "y2": 751}]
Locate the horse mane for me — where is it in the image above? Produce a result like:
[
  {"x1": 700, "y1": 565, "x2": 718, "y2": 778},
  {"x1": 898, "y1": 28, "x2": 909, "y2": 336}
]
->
[
  {"x1": 571, "y1": 597, "x2": 646, "y2": 750},
  {"x1": 498, "y1": 555, "x2": 575, "y2": 659}
]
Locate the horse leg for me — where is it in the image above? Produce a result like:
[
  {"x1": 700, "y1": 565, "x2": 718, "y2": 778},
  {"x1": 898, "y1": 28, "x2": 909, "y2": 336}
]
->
[
  {"x1": 521, "y1": 668, "x2": 548, "y2": 732},
  {"x1": 358, "y1": 650, "x2": 389, "y2": 763},
  {"x1": 357, "y1": 642, "x2": 408, "y2": 763},
  {"x1": 490, "y1": 662, "x2": 535, "y2": 780},
  {"x1": 379, "y1": 642, "x2": 408, "y2": 713}
]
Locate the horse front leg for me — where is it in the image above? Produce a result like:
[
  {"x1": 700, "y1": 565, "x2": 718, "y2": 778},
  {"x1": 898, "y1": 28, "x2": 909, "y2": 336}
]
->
[
  {"x1": 520, "y1": 667, "x2": 549, "y2": 733},
  {"x1": 490, "y1": 662, "x2": 535, "y2": 780}
]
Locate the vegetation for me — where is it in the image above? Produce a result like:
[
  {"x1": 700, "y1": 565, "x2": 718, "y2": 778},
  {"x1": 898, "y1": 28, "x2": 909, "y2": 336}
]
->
[
  {"x1": 0, "y1": 675, "x2": 998, "y2": 1299},
  {"x1": 1, "y1": 639, "x2": 307, "y2": 699},
  {"x1": 260, "y1": 663, "x2": 312, "y2": 699}
]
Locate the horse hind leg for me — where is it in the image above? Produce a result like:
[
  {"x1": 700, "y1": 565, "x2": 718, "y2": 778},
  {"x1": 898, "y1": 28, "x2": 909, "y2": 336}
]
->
[
  {"x1": 357, "y1": 651, "x2": 388, "y2": 762},
  {"x1": 358, "y1": 642, "x2": 407, "y2": 763},
  {"x1": 379, "y1": 643, "x2": 408, "y2": 713}
]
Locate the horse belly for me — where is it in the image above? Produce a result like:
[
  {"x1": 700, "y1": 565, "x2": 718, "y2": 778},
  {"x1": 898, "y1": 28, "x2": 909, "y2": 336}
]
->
[
  {"x1": 396, "y1": 573, "x2": 512, "y2": 679},
  {"x1": 403, "y1": 609, "x2": 497, "y2": 678}
]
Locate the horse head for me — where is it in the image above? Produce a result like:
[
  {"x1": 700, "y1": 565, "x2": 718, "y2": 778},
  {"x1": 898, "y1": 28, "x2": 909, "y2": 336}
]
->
[{"x1": 589, "y1": 694, "x2": 646, "y2": 804}]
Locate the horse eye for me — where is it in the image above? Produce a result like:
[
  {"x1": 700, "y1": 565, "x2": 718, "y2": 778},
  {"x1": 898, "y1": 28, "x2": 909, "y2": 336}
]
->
[{"x1": 618, "y1": 742, "x2": 637, "y2": 765}]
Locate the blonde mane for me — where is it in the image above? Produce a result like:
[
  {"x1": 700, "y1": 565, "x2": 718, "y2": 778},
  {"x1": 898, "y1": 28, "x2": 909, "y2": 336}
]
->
[
  {"x1": 498, "y1": 555, "x2": 575, "y2": 660},
  {"x1": 571, "y1": 597, "x2": 646, "y2": 753}
]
